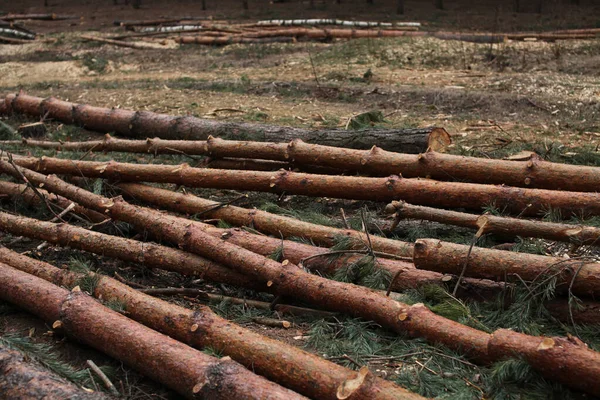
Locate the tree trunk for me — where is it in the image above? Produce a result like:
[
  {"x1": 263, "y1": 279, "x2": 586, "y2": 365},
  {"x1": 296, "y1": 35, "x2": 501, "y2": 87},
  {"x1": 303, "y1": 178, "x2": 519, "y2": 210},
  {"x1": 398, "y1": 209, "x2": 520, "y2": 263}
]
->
[
  {"x1": 80, "y1": 35, "x2": 166, "y2": 49},
  {"x1": 0, "y1": 27, "x2": 36, "y2": 40},
  {"x1": 514, "y1": 0, "x2": 520, "y2": 12},
  {"x1": 243, "y1": 0, "x2": 248, "y2": 9},
  {"x1": 2, "y1": 94, "x2": 445, "y2": 153},
  {"x1": 413, "y1": 239, "x2": 600, "y2": 297},
  {"x1": 4, "y1": 164, "x2": 600, "y2": 395},
  {"x1": 0, "y1": 344, "x2": 108, "y2": 400},
  {"x1": 387, "y1": 200, "x2": 600, "y2": 246},
  {"x1": 10, "y1": 156, "x2": 600, "y2": 216},
  {"x1": 1, "y1": 13, "x2": 77, "y2": 21},
  {"x1": 507, "y1": 32, "x2": 596, "y2": 41},
  {"x1": 13, "y1": 135, "x2": 600, "y2": 193},
  {"x1": 434, "y1": 0, "x2": 443, "y2": 9},
  {"x1": 0, "y1": 263, "x2": 303, "y2": 400},
  {"x1": 202, "y1": 0, "x2": 207, "y2": 10},
  {"x1": 178, "y1": 36, "x2": 295, "y2": 45},
  {"x1": 0, "y1": 246, "x2": 418, "y2": 400},
  {"x1": 0, "y1": 36, "x2": 32, "y2": 44}
]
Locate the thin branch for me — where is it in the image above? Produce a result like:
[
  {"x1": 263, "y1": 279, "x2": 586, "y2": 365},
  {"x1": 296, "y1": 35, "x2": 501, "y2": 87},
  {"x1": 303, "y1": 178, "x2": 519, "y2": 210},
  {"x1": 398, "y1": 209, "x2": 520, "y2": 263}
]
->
[{"x1": 86, "y1": 359, "x2": 120, "y2": 397}]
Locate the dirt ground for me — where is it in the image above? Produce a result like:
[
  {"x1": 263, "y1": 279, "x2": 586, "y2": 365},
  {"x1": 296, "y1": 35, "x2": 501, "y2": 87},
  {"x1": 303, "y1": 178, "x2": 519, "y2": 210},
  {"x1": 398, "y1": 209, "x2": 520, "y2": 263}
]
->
[{"x1": 1, "y1": 1, "x2": 600, "y2": 399}]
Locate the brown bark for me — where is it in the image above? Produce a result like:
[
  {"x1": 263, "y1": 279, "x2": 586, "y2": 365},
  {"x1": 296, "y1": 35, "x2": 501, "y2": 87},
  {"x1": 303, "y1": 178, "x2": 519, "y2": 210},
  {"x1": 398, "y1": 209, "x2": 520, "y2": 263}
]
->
[
  {"x1": 177, "y1": 35, "x2": 294, "y2": 44},
  {"x1": 0, "y1": 180, "x2": 106, "y2": 223},
  {"x1": 2, "y1": 94, "x2": 449, "y2": 153},
  {"x1": 432, "y1": 32, "x2": 506, "y2": 43},
  {"x1": 0, "y1": 246, "x2": 418, "y2": 400},
  {"x1": 283, "y1": 139, "x2": 600, "y2": 193},
  {"x1": 413, "y1": 239, "x2": 600, "y2": 297},
  {"x1": 1, "y1": 13, "x2": 77, "y2": 20},
  {"x1": 4, "y1": 164, "x2": 600, "y2": 395},
  {"x1": 506, "y1": 33, "x2": 598, "y2": 41},
  {"x1": 113, "y1": 18, "x2": 184, "y2": 26},
  {"x1": 80, "y1": 35, "x2": 167, "y2": 49},
  {"x1": 115, "y1": 182, "x2": 506, "y2": 299},
  {"x1": 0, "y1": 211, "x2": 264, "y2": 291},
  {"x1": 10, "y1": 155, "x2": 600, "y2": 216},
  {"x1": 0, "y1": 159, "x2": 495, "y2": 362},
  {"x1": 0, "y1": 263, "x2": 303, "y2": 400},
  {"x1": 545, "y1": 298, "x2": 600, "y2": 325},
  {"x1": 238, "y1": 27, "x2": 426, "y2": 39},
  {"x1": 0, "y1": 344, "x2": 108, "y2": 400},
  {"x1": 387, "y1": 201, "x2": 600, "y2": 246}
]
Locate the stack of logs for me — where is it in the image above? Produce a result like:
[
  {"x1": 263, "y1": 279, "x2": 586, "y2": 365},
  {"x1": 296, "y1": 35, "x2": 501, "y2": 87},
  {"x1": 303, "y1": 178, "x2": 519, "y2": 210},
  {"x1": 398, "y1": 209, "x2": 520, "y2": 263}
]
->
[{"x1": 0, "y1": 92, "x2": 599, "y2": 398}]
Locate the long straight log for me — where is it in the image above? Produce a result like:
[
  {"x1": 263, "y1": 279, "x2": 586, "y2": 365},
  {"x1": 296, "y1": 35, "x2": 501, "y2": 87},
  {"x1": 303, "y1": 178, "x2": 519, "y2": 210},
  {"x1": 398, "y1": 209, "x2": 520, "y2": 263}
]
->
[
  {"x1": 0, "y1": 180, "x2": 106, "y2": 223},
  {"x1": 0, "y1": 344, "x2": 108, "y2": 400},
  {"x1": 1, "y1": 13, "x2": 77, "y2": 21},
  {"x1": 0, "y1": 263, "x2": 303, "y2": 400},
  {"x1": 413, "y1": 239, "x2": 600, "y2": 298},
  {"x1": 1, "y1": 94, "x2": 450, "y2": 153},
  {"x1": 4, "y1": 162, "x2": 600, "y2": 395},
  {"x1": 8, "y1": 135, "x2": 600, "y2": 193},
  {"x1": 0, "y1": 196, "x2": 499, "y2": 298},
  {"x1": 177, "y1": 36, "x2": 295, "y2": 45},
  {"x1": 387, "y1": 201, "x2": 600, "y2": 246},
  {"x1": 0, "y1": 246, "x2": 417, "y2": 400},
  {"x1": 0, "y1": 36, "x2": 31, "y2": 44},
  {"x1": 10, "y1": 156, "x2": 600, "y2": 216},
  {"x1": 0, "y1": 27, "x2": 35, "y2": 40},
  {"x1": 80, "y1": 35, "x2": 168, "y2": 49}
]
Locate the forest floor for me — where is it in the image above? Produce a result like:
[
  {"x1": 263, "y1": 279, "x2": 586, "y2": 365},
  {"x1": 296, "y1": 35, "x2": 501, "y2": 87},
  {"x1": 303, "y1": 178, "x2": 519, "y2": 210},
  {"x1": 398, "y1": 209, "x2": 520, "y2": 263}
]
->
[{"x1": 1, "y1": 1, "x2": 600, "y2": 399}]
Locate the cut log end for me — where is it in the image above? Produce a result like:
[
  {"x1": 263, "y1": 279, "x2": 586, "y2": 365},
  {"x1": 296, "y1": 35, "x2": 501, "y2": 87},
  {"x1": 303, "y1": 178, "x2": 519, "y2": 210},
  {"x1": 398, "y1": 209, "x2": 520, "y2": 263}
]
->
[
  {"x1": 427, "y1": 128, "x2": 452, "y2": 152},
  {"x1": 336, "y1": 366, "x2": 370, "y2": 399}
]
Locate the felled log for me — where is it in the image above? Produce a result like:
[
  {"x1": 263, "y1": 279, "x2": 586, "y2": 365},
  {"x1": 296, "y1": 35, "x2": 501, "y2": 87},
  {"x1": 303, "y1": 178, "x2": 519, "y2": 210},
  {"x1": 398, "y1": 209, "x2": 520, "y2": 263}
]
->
[
  {"x1": 117, "y1": 182, "x2": 413, "y2": 256},
  {"x1": 10, "y1": 156, "x2": 600, "y2": 216},
  {"x1": 413, "y1": 239, "x2": 600, "y2": 297},
  {"x1": 0, "y1": 263, "x2": 303, "y2": 400},
  {"x1": 255, "y1": 19, "x2": 417, "y2": 27},
  {"x1": 2, "y1": 94, "x2": 448, "y2": 153},
  {"x1": 6, "y1": 163, "x2": 600, "y2": 396},
  {"x1": 12, "y1": 135, "x2": 600, "y2": 193},
  {"x1": 507, "y1": 33, "x2": 598, "y2": 41},
  {"x1": 113, "y1": 18, "x2": 184, "y2": 27},
  {"x1": 177, "y1": 36, "x2": 295, "y2": 45},
  {"x1": 0, "y1": 246, "x2": 417, "y2": 400},
  {"x1": 80, "y1": 35, "x2": 166, "y2": 49},
  {"x1": 432, "y1": 32, "x2": 506, "y2": 43},
  {"x1": 1, "y1": 13, "x2": 77, "y2": 21},
  {"x1": 0, "y1": 180, "x2": 106, "y2": 223},
  {"x1": 209, "y1": 27, "x2": 426, "y2": 40},
  {"x1": 0, "y1": 344, "x2": 108, "y2": 400},
  {"x1": 0, "y1": 27, "x2": 35, "y2": 40},
  {"x1": 387, "y1": 201, "x2": 600, "y2": 246}
]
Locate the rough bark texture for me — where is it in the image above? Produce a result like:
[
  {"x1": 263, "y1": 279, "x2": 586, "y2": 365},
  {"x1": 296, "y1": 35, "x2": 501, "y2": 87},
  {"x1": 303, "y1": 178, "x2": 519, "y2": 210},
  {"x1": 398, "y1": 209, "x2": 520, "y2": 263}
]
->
[
  {"x1": 116, "y1": 182, "x2": 503, "y2": 298},
  {"x1": 0, "y1": 344, "x2": 108, "y2": 400},
  {"x1": 0, "y1": 211, "x2": 265, "y2": 291},
  {"x1": 0, "y1": 180, "x2": 106, "y2": 223},
  {"x1": 13, "y1": 134, "x2": 600, "y2": 192},
  {"x1": 177, "y1": 35, "x2": 295, "y2": 44},
  {"x1": 284, "y1": 139, "x2": 600, "y2": 192},
  {"x1": 10, "y1": 155, "x2": 600, "y2": 216},
  {"x1": 3, "y1": 163, "x2": 600, "y2": 395},
  {"x1": 387, "y1": 201, "x2": 600, "y2": 246},
  {"x1": 413, "y1": 239, "x2": 600, "y2": 297},
  {"x1": 2, "y1": 93, "x2": 448, "y2": 153},
  {"x1": 0, "y1": 246, "x2": 418, "y2": 400},
  {"x1": 0, "y1": 263, "x2": 303, "y2": 400}
]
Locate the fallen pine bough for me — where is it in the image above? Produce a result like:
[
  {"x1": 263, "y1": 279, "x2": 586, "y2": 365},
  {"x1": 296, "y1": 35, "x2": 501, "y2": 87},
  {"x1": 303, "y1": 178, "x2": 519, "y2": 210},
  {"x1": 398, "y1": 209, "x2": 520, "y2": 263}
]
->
[
  {"x1": 0, "y1": 246, "x2": 418, "y2": 400},
  {"x1": 0, "y1": 262, "x2": 305, "y2": 400},
  {"x1": 386, "y1": 201, "x2": 600, "y2": 246},
  {"x1": 1, "y1": 93, "x2": 451, "y2": 153},
  {"x1": 10, "y1": 155, "x2": 600, "y2": 216},
  {"x1": 3, "y1": 161, "x2": 600, "y2": 395}
]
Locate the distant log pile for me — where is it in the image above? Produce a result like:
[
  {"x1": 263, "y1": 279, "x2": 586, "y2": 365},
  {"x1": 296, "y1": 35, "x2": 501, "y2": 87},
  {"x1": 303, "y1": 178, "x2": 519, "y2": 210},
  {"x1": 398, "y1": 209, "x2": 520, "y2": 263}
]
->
[{"x1": 2, "y1": 94, "x2": 600, "y2": 398}]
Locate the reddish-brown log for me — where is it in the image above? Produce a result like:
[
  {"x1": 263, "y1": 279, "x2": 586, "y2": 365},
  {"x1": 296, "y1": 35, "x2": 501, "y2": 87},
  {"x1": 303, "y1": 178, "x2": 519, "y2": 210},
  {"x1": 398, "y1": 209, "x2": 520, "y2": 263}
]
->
[
  {"x1": 386, "y1": 201, "x2": 600, "y2": 246},
  {"x1": 0, "y1": 180, "x2": 106, "y2": 223},
  {"x1": 0, "y1": 263, "x2": 304, "y2": 400},
  {"x1": 545, "y1": 298, "x2": 600, "y2": 325},
  {"x1": 413, "y1": 239, "x2": 600, "y2": 297},
  {"x1": 0, "y1": 344, "x2": 109, "y2": 400},
  {"x1": 177, "y1": 35, "x2": 294, "y2": 44},
  {"x1": 80, "y1": 35, "x2": 168, "y2": 49},
  {"x1": 8, "y1": 135, "x2": 599, "y2": 192},
  {"x1": 6, "y1": 162, "x2": 600, "y2": 396},
  {"x1": 0, "y1": 246, "x2": 418, "y2": 400},
  {"x1": 0, "y1": 159, "x2": 496, "y2": 362},
  {"x1": 9, "y1": 155, "x2": 600, "y2": 216},
  {"x1": 1, "y1": 94, "x2": 447, "y2": 153},
  {"x1": 0, "y1": 210, "x2": 265, "y2": 291}
]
